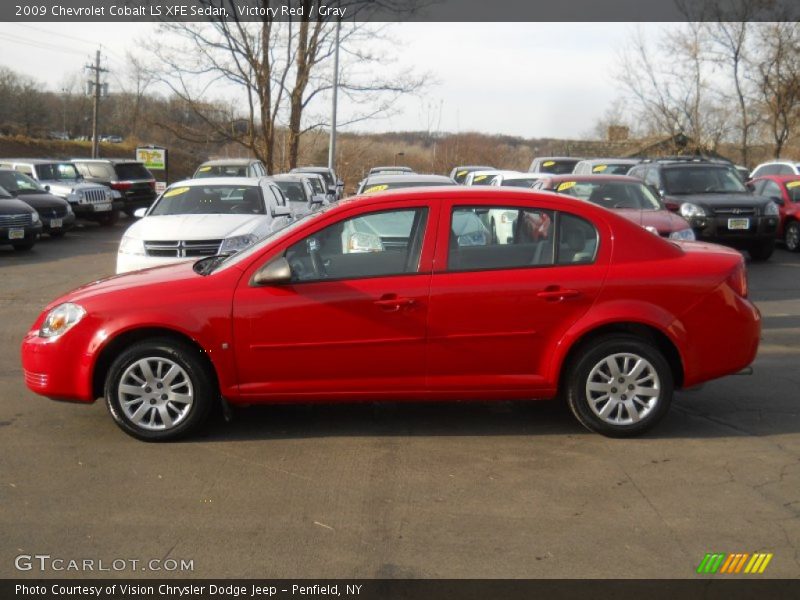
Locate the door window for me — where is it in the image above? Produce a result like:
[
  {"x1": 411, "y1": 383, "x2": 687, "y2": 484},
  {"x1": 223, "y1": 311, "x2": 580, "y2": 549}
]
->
[{"x1": 285, "y1": 208, "x2": 428, "y2": 282}]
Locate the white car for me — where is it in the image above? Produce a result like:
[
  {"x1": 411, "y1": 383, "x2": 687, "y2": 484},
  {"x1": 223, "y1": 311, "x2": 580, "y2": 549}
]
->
[
  {"x1": 116, "y1": 177, "x2": 293, "y2": 274},
  {"x1": 750, "y1": 160, "x2": 800, "y2": 178},
  {"x1": 463, "y1": 169, "x2": 521, "y2": 187}
]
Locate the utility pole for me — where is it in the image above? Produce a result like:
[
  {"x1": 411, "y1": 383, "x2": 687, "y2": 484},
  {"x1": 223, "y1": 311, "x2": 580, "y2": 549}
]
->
[
  {"x1": 85, "y1": 49, "x2": 108, "y2": 158},
  {"x1": 327, "y1": 18, "x2": 341, "y2": 172}
]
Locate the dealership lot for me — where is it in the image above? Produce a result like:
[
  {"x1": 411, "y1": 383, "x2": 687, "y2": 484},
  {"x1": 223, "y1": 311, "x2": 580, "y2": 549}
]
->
[{"x1": 1, "y1": 222, "x2": 799, "y2": 578}]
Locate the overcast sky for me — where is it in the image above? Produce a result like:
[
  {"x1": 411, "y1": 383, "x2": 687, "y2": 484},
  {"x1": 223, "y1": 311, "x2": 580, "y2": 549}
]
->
[{"x1": 0, "y1": 21, "x2": 669, "y2": 139}]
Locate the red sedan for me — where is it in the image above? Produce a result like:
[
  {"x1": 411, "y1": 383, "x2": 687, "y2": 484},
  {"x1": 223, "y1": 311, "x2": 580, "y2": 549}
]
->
[
  {"x1": 532, "y1": 174, "x2": 696, "y2": 240},
  {"x1": 21, "y1": 188, "x2": 760, "y2": 441},
  {"x1": 749, "y1": 175, "x2": 800, "y2": 251}
]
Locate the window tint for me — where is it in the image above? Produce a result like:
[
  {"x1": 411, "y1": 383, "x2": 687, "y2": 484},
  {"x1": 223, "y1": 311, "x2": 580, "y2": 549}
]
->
[
  {"x1": 448, "y1": 207, "x2": 555, "y2": 271},
  {"x1": 285, "y1": 208, "x2": 428, "y2": 282},
  {"x1": 557, "y1": 213, "x2": 598, "y2": 265},
  {"x1": 150, "y1": 185, "x2": 265, "y2": 216}
]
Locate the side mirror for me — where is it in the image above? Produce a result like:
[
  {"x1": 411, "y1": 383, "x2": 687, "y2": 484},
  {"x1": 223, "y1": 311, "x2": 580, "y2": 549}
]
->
[
  {"x1": 310, "y1": 194, "x2": 324, "y2": 205},
  {"x1": 133, "y1": 207, "x2": 148, "y2": 218},
  {"x1": 271, "y1": 204, "x2": 292, "y2": 218},
  {"x1": 252, "y1": 256, "x2": 292, "y2": 286},
  {"x1": 771, "y1": 196, "x2": 784, "y2": 206}
]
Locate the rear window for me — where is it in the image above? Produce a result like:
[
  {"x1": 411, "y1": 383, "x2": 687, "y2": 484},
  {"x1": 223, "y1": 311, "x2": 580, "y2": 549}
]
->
[
  {"x1": 195, "y1": 164, "x2": 249, "y2": 178},
  {"x1": 538, "y1": 160, "x2": 579, "y2": 174},
  {"x1": 361, "y1": 180, "x2": 450, "y2": 194},
  {"x1": 114, "y1": 163, "x2": 154, "y2": 180}
]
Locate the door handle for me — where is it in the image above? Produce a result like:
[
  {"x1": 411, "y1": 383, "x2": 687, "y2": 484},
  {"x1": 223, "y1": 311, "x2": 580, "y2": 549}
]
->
[
  {"x1": 537, "y1": 287, "x2": 581, "y2": 301},
  {"x1": 374, "y1": 294, "x2": 416, "y2": 312}
]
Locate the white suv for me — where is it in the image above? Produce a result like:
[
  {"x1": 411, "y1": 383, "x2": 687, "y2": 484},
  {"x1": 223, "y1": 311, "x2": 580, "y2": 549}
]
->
[{"x1": 116, "y1": 177, "x2": 293, "y2": 273}]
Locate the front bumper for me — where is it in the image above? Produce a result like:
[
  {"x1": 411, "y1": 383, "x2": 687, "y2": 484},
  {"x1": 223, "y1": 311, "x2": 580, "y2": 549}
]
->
[
  {"x1": 21, "y1": 327, "x2": 96, "y2": 403},
  {"x1": 41, "y1": 212, "x2": 76, "y2": 234},
  {"x1": 116, "y1": 252, "x2": 194, "y2": 274},
  {"x1": 687, "y1": 214, "x2": 779, "y2": 246},
  {"x1": 0, "y1": 222, "x2": 42, "y2": 244},
  {"x1": 71, "y1": 200, "x2": 124, "y2": 218}
]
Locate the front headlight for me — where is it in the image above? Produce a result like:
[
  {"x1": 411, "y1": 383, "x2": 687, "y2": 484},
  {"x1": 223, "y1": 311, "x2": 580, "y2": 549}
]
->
[
  {"x1": 106, "y1": 189, "x2": 115, "y2": 201},
  {"x1": 669, "y1": 228, "x2": 696, "y2": 241},
  {"x1": 39, "y1": 303, "x2": 86, "y2": 338},
  {"x1": 680, "y1": 202, "x2": 705, "y2": 218},
  {"x1": 119, "y1": 235, "x2": 145, "y2": 255},
  {"x1": 764, "y1": 201, "x2": 779, "y2": 216},
  {"x1": 219, "y1": 234, "x2": 258, "y2": 254},
  {"x1": 31, "y1": 211, "x2": 40, "y2": 223}
]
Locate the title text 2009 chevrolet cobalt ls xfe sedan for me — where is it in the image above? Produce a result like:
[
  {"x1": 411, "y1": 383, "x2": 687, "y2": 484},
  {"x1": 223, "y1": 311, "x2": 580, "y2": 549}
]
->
[{"x1": 21, "y1": 188, "x2": 760, "y2": 441}]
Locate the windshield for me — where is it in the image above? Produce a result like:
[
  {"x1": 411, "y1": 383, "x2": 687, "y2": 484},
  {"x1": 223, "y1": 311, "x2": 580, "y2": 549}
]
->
[
  {"x1": 786, "y1": 181, "x2": 800, "y2": 202},
  {"x1": 294, "y1": 169, "x2": 334, "y2": 187},
  {"x1": 37, "y1": 163, "x2": 81, "y2": 181},
  {"x1": 554, "y1": 180, "x2": 662, "y2": 210},
  {"x1": 663, "y1": 166, "x2": 747, "y2": 194},
  {"x1": 194, "y1": 164, "x2": 250, "y2": 178},
  {"x1": 150, "y1": 184, "x2": 265, "y2": 216},
  {"x1": 361, "y1": 180, "x2": 450, "y2": 194},
  {"x1": 539, "y1": 160, "x2": 579, "y2": 174},
  {"x1": 502, "y1": 178, "x2": 538, "y2": 188},
  {"x1": 305, "y1": 177, "x2": 325, "y2": 194},
  {"x1": 0, "y1": 170, "x2": 42, "y2": 194},
  {"x1": 590, "y1": 163, "x2": 635, "y2": 175},
  {"x1": 275, "y1": 181, "x2": 309, "y2": 203},
  {"x1": 470, "y1": 174, "x2": 497, "y2": 186}
]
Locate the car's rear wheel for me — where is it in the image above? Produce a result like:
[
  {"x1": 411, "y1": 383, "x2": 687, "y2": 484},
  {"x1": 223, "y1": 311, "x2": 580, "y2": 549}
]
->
[
  {"x1": 748, "y1": 239, "x2": 774, "y2": 261},
  {"x1": 105, "y1": 338, "x2": 214, "y2": 441},
  {"x1": 565, "y1": 335, "x2": 673, "y2": 437},
  {"x1": 784, "y1": 221, "x2": 800, "y2": 252}
]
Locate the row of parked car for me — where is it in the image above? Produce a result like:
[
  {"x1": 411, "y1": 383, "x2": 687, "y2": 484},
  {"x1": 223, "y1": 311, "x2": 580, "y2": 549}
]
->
[{"x1": 0, "y1": 157, "x2": 158, "y2": 251}]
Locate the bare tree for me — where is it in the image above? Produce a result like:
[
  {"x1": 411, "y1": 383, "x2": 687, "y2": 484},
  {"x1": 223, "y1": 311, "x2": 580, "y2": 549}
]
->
[{"x1": 149, "y1": 1, "x2": 426, "y2": 173}]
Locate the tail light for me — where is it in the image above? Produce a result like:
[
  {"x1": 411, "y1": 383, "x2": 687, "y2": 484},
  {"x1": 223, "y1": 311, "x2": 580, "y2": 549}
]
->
[
  {"x1": 148, "y1": 180, "x2": 156, "y2": 190},
  {"x1": 110, "y1": 181, "x2": 132, "y2": 191},
  {"x1": 726, "y1": 261, "x2": 748, "y2": 297}
]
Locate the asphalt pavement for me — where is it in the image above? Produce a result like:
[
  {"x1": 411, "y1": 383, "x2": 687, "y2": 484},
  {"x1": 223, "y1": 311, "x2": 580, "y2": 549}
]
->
[{"x1": 1, "y1": 220, "x2": 798, "y2": 579}]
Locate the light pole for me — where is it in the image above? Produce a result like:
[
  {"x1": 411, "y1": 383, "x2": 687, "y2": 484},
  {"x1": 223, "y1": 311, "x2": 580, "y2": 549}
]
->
[{"x1": 328, "y1": 18, "x2": 341, "y2": 172}]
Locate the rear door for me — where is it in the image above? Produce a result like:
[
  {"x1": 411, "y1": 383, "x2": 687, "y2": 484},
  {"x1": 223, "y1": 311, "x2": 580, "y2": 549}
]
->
[{"x1": 426, "y1": 199, "x2": 609, "y2": 394}]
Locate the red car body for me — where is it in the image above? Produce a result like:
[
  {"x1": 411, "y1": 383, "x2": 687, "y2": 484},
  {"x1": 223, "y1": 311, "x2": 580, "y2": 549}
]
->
[
  {"x1": 533, "y1": 174, "x2": 693, "y2": 237},
  {"x1": 749, "y1": 174, "x2": 800, "y2": 249},
  {"x1": 21, "y1": 188, "x2": 760, "y2": 439}
]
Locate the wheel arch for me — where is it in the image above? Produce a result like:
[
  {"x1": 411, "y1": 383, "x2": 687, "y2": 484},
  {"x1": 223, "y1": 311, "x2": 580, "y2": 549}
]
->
[
  {"x1": 91, "y1": 327, "x2": 221, "y2": 400},
  {"x1": 557, "y1": 321, "x2": 685, "y2": 392}
]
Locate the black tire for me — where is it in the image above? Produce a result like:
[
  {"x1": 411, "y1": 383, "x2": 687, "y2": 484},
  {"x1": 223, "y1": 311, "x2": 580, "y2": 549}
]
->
[
  {"x1": 49, "y1": 230, "x2": 65, "y2": 238},
  {"x1": 748, "y1": 239, "x2": 774, "y2": 261},
  {"x1": 104, "y1": 337, "x2": 215, "y2": 441},
  {"x1": 564, "y1": 335, "x2": 673, "y2": 437},
  {"x1": 784, "y1": 221, "x2": 800, "y2": 252},
  {"x1": 12, "y1": 241, "x2": 35, "y2": 251},
  {"x1": 95, "y1": 210, "x2": 120, "y2": 227}
]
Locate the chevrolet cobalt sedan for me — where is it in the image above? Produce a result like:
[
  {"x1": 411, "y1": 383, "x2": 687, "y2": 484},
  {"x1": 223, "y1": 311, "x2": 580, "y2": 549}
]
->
[{"x1": 21, "y1": 188, "x2": 760, "y2": 441}]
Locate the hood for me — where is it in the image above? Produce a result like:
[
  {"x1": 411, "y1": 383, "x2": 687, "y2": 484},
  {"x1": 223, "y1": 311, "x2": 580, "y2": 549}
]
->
[
  {"x1": 664, "y1": 192, "x2": 772, "y2": 209},
  {"x1": 124, "y1": 213, "x2": 267, "y2": 241},
  {"x1": 0, "y1": 198, "x2": 36, "y2": 215},
  {"x1": 42, "y1": 181, "x2": 107, "y2": 196},
  {"x1": 12, "y1": 192, "x2": 69, "y2": 210},
  {"x1": 615, "y1": 208, "x2": 691, "y2": 234}
]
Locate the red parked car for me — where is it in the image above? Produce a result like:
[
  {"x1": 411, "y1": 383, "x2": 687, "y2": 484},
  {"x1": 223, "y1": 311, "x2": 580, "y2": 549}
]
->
[
  {"x1": 749, "y1": 175, "x2": 800, "y2": 252},
  {"x1": 21, "y1": 188, "x2": 760, "y2": 441},
  {"x1": 532, "y1": 174, "x2": 696, "y2": 240}
]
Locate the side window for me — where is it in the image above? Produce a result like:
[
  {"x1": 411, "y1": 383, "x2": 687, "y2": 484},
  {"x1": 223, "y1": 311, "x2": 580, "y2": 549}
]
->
[
  {"x1": 762, "y1": 180, "x2": 782, "y2": 201},
  {"x1": 557, "y1": 213, "x2": 599, "y2": 265},
  {"x1": 448, "y1": 206, "x2": 555, "y2": 271},
  {"x1": 285, "y1": 208, "x2": 428, "y2": 282}
]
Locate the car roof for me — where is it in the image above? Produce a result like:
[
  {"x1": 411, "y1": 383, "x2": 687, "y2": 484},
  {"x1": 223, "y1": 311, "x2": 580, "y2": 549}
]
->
[
  {"x1": 370, "y1": 165, "x2": 413, "y2": 171},
  {"x1": 292, "y1": 166, "x2": 333, "y2": 173},
  {"x1": 1, "y1": 158, "x2": 78, "y2": 164},
  {"x1": 169, "y1": 177, "x2": 264, "y2": 187},
  {"x1": 71, "y1": 158, "x2": 144, "y2": 164},
  {"x1": 501, "y1": 172, "x2": 547, "y2": 180},
  {"x1": 535, "y1": 156, "x2": 583, "y2": 161},
  {"x1": 453, "y1": 165, "x2": 494, "y2": 170},
  {"x1": 754, "y1": 160, "x2": 800, "y2": 167},
  {"x1": 541, "y1": 174, "x2": 641, "y2": 183},
  {"x1": 578, "y1": 158, "x2": 641, "y2": 164},
  {"x1": 753, "y1": 174, "x2": 800, "y2": 182},
  {"x1": 197, "y1": 159, "x2": 258, "y2": 167},
  {"x1": 271, "y1": 174, "x2": 309, "y2": 182},
  {"x1": 362, "y1": 174, "x2": 454, "y2": 185}
]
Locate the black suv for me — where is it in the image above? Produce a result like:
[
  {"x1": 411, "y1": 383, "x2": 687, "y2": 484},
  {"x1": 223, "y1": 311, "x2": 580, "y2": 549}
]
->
[
  {"x1": 628, "y1": 158, "x2": 780, "y2": 260},
  {"x1": 71, "y1": 159, "x2": 156, "y2": 216}
]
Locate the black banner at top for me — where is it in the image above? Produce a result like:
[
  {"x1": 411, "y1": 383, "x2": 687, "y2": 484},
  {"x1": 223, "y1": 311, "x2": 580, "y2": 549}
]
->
[{"x1": 2, "y1": 0, "x2": 800, "y2": 22}]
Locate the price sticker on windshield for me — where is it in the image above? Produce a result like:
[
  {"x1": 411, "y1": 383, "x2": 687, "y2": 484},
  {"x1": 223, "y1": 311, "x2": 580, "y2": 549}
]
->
[
  {"x1": 473, "y1": 175, "x2": 488, "y2": 182},
  {"x1": 163, "y1": 187, "x2": 190, "y2": 198},
  {"x1": 457, "y1": 170, "x2": 468, "y2": 177},
  {"x1": 557, "y1": 181, "x2": 577, "y2": 192},
  {"x1": 592, "y1": 165, "x2": 608, "y2": 172},
  {"x1": 786, "y1": 181, "x2": 800, "y2": 189},
  {"x1": 543, "y1": 161, "x2": 556, "y2": 167},
  {"x1": 363, "y1": 184, "x2": 389, "y2": 194},
  {"x1": 197, "y1": 166, "x2": 212, "y2": 172}
]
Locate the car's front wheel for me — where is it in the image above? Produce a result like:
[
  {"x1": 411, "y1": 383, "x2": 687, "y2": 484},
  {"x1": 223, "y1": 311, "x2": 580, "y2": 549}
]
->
[
  {"x1": 95, "y1": 210, "x2": 120, "y2": 227},
  {"x1": 565, "y1": 335, "x2": 673, "y2": 437},
  {"x1": 104, "y1": 338, "x2": 215, "y2": 441},
  {"x1": 784, "y1": 221, "x2": 800, "y2": 252}
]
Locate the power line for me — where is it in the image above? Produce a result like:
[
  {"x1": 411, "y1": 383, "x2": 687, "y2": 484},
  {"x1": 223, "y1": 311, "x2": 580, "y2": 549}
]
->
[{"x1": 0, "y1": 32, "x2": 87, "y2": 57}]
